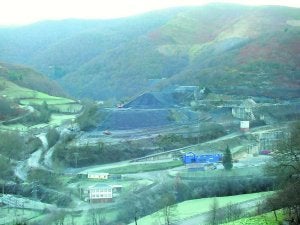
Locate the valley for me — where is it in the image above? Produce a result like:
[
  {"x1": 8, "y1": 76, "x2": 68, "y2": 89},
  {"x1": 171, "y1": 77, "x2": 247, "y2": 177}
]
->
[
  {"x1": 0, "y1": 77, "x2": 298, "y2": 224},
  {"x1": 0, "y1": 3, "x2": 299, "y2": 225}
]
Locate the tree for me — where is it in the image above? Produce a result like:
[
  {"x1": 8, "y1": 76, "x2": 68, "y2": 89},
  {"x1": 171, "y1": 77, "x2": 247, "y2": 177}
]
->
[
  {"x1": 0, "y1": 98, "x2": 14, "y2": 118},
  {"x1": 117, "y1": 191, "x2": 141, "y2": 224},
  {"x1": 46, "y1": 127, "x2": 60, "y2": 148},
  {"x1": 51, "y1": 209, "x2": 67, "y2": 225},
  {"x1": 222, "y1": 145, "x2": 233, "y2": 170},
  {"x1": 151, "y1": 180, "x2": 178, "y2": 225},
  {"x1": 0, "y1": 156, "x2": 13, "y2": 179},
  {"x1": 208, "y1": 197, "x2": 219, "y2": 225},
  {"x1": 265, "y1": 121, "x2": 300, "y2": 223},
  {"x1": 158, "y1": 193, "x2": 177, "y2": 225},
  {"x1": 76, "y1": 100, "x2": 99, "y2": 131}
]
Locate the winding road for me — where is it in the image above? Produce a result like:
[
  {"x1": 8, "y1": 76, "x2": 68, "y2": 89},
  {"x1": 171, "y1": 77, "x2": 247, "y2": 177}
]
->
[{"x1": 14, "y1": 132, "x2": 48, "y2": 180}]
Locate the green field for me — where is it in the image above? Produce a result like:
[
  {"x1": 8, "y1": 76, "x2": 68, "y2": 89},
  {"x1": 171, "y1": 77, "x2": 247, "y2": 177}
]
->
[
  {"x1": 0, "y1": 77, "x2": 58, "y2": 100},
  {"x1": 49, "y1": 103, "x2": 82, "y2": 113},
  {"x1": 0, "y1": 77, "x2": 78, "y2": 108},
  {"x1": 170, "y1": 165, "x2": 264, "y2": 179},
  {"x1": 0, "y1": 207, "x2": 41, "y2": 224},
  {"x1": 49, "y1": 114, "x2": 77, "y2": 126},
  {"x1": 19, "y1": 98, "x2": 74, "y2": 105},
  {"x1": 130, "y1": 192, "x2": 273, "y2": 225},
  {"x1": 96, "y1": 160, "x2": 184, "y2": 174},
  {"x1": 221, "y1": 210, "x2": 284, "y2": 225},
  {"x1": 0, "y1": 77, "x2": 82, "y2": 130},
  {"x1": 0, "y1": 123, "x2": 29, "y2": 132}
]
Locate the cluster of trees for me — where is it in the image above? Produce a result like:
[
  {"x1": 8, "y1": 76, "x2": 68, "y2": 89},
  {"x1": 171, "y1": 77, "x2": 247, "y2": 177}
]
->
[
  {"x1": 0, "y1": 131, "x2": 41, "y2": 179},
  {"x1": 0, "y1": 97, "x2": 19, "y2": 120},
  {"x1": 75, "y1": 100, "x2": 100, "y2": 131},
  {"x1": 27, "y1": 168, "x2": 62, "y2": 189},
  {"x1": 0, "y1": 131, "x2": 26, "y2": 160},
  {"x1": 265, "y1": 121, "x2": 300, "y2": 223},
  {"x1": 156, "y1": 124, "x2": 225, "y2": 151},
  {"x1": 0, "y1": 156, "x2": 13, "y2": 179},
  {"x1": 21, "y1": 101, "x2": 52, "y2": 125},
  {"x1": 52, "y1": 140, "x2": 155, "y2": 168},
  {"x1": 0, "y1": 131, "x2": 42, "y2": 159}
]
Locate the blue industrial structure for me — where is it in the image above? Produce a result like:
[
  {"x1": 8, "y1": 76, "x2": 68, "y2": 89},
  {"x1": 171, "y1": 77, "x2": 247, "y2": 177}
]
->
[{"x1": 182, "y1": 152, "x2": 222, "y2": 164}]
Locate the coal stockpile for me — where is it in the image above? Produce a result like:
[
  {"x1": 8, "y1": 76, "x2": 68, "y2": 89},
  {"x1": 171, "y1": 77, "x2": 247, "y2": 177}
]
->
[
  {"x1": 123, "y1": 93, "x2": 173, "y2": 109},
  {"x1": 98, "y1": 109, "x2": 173, "y2": 130}
]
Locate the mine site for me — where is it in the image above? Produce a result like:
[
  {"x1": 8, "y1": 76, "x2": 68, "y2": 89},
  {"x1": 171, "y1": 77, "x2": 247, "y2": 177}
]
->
[{"x1": 0, "y1": 2, "x2": 300, "y2": 225}]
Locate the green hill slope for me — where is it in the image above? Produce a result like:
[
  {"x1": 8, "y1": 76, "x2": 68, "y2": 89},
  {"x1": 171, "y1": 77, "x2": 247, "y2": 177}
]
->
[
  {"x1": 0, "y1": 62, "x2": 65, "y2": 96},
  {"x1": 0, "y1": 4, "x2": 299, "y2": 100},
  {"x1": 0, "y1": 63, "x2": 80, "y2": 129}
]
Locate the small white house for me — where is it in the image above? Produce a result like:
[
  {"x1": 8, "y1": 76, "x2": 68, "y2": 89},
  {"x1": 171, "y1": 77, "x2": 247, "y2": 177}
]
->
[
  {"x1": 240, "y1": 121, "x2": 250, "y2": 132},
  {"x1": 87, "y1": 172, "x2": 109, "y2": 180}
]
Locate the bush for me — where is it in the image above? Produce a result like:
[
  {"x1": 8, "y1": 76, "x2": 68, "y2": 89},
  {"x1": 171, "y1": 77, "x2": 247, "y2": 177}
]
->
[
  {"x1": 26, "y1": 136, "x2": 42, "y2": 153},
  {"x1": 46, "y1": 128, "x2": 60, "y2": 148}
]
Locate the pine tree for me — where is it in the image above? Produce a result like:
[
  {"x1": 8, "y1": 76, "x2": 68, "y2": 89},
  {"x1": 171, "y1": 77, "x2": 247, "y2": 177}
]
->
[{"x1": 222, "y1": 145, "x2": 233, "y2": 170}]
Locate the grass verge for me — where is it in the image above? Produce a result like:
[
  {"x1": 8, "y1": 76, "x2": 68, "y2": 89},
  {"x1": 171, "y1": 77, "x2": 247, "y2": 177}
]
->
[
  {"x1": 97, "y1": 160, "x2": 183, "y2": 174},
  {"x1": 221, "y1": 210, "x2": 284, "y2": 225},
  {"x1": 131, "y1": 191, "x2": 273, "y2": 225}
]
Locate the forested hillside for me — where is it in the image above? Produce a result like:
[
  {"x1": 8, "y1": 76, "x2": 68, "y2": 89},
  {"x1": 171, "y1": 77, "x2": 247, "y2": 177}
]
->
[{"x1": 0, "y1": 4, "x2": 299, "y2": 100}]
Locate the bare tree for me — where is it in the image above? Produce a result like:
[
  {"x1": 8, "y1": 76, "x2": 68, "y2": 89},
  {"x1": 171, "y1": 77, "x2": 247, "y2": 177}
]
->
[
  {"x1": 209, "y1": 197, "x2": 219, "y2": 225},
  {"x1": 224, "y1": 202, "x2": 242, "y2": 222},
  {"x1": 89, "y1": 207, "x2": 106, "y2": 225},
  {"x1": 157, "y1": 193, "x2": 177, "y2": 225},
  {"x1": 52, "y1": 210, "x2": 67, "y2": 225}
]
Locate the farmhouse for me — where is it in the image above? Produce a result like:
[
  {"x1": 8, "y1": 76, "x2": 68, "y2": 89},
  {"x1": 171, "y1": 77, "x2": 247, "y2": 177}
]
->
[
  {"x1": 87, "y1": 172, "x2": 109, "y2": 180},
  {"x1": 88, "y1": 183, "x2": 113, "y2": 203}
]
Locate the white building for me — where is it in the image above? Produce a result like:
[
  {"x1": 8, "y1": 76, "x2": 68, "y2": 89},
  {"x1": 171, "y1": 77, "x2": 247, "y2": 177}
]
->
[
  {"x1": 88, "y1": 183, "x2": 113, "y2": 203},
  {"x1": 87, "y1": 172, "x2": 109, "y2": 180},
  {"x1": 232, "y1": 99, "x2": 256, "y2": 120},
  {"x1": 240, "y1": 120, "x2": 250, "y2": 132}
]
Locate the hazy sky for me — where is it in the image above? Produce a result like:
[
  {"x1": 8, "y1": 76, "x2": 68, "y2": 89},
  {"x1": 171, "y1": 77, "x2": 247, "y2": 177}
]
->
[{"x1": 1, "y1": 0, "x2": 300, "y2": 26}]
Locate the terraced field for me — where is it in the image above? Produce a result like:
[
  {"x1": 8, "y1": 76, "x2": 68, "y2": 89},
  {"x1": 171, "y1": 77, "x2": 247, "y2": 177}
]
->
[{"x1": 0, "y1": 77, "x2": 82, "y2": 131}]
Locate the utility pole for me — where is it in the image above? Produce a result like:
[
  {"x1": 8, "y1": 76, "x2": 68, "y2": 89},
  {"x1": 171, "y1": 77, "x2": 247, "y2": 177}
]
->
[
  {"x1": 32, "y1": 180, "x2": 38, "y2": 200},
  {"x1": 198, "y1": 113, "x2": 201, "y2": 144},
  {"x1": 74, "y1": 152, "x2": 79, "y2": 168},
  {"x1": 1, "y1": 183, "x2": 4, "y2": 206}
]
